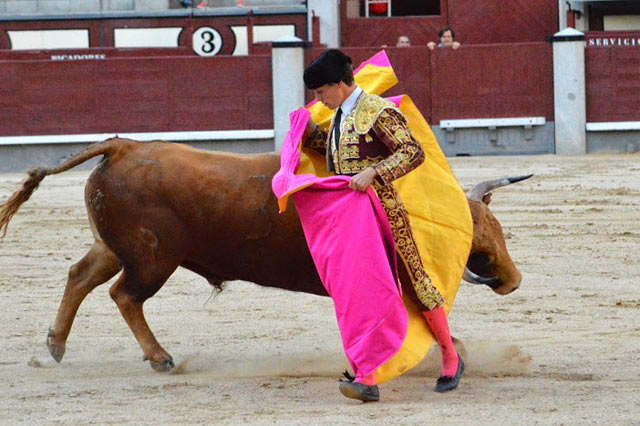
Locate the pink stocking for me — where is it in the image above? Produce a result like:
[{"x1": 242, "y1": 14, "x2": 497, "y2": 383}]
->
[
  {"x1": 422, "y1": 306, "x2": 459, "y2": 377},
  {"x1": 360, "y1": 371, "x2": 376, "y2": 386}
]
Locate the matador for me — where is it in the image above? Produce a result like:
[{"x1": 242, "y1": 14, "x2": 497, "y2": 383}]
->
[{"x1": 302, "y1": 49, "x2": 465, "y2": 401}]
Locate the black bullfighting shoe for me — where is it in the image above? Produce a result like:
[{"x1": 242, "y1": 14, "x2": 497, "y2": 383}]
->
[
  {"x1": 338, "y1": 380, "x2": 380, "y2": 402},
  {"x1": 434, "y1": 353, "x2": 465, "y2": 393},
  {"x1": 338, "y1": 370, "x2": 379, "y2": 402}
]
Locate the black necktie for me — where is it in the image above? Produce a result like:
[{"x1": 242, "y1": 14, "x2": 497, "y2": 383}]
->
[{"x1": 333, "y1": 108, "x2": 342, "y2": 152}]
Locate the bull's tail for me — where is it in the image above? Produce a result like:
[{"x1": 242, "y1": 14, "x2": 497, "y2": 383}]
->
[{"x1": 0, "y1": 137, "x2": 129, "y2": 238}]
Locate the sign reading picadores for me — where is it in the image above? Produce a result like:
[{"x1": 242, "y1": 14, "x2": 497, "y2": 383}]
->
[{"x1": 51, "y1": 54, "x2": 107, "y2": 61}]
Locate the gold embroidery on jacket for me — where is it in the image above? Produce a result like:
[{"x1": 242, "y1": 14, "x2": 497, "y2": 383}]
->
[
  {"x1": 341, "y1": 144, "x2": 360, "y2": 160},
  {"x1": 332, "y1": 94, "x2": 399, "y2": 174},
  {"x1": 305, "y1": 125, "x2": 327, "y2": 151},
  {"x1": 331, "y1": 93, "x2": 424, "y2": 186},
  {"x1": 373, "y1": 181, "x2": 445, "y2": 310},
  {"x1": 337, "y1": 156, "x2": 387, "y2": 175},
  {"x1": 371, "y1": 109, "x2": 424, "y2": 185},
  {"x1": 353, "y1": 94, "x2": 407, "y2": 134},
  {"x1": 321, "y1": 92, "x2": 438, "y2": 308}
]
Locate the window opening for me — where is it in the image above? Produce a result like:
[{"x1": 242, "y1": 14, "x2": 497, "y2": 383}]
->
[{"x1": 360, "y1": 0, "x2": 441, "y2": 18}]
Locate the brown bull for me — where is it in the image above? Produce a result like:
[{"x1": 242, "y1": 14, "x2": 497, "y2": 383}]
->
[{"x1": 0, "y1": 138, "x2": 530, "y2": 372}]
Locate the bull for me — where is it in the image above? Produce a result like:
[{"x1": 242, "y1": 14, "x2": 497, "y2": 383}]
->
[{"x1": 0, "y1": 138, "x2": 530, "y2": 372}]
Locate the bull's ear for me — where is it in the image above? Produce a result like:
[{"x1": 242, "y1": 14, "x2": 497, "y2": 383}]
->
[{"x1": 482, "y1": 192, "x2": 493, "y2": 205}]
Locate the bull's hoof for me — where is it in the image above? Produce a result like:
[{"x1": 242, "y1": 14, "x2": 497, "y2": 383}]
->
[
  {"x1": 46, "y1": 327, "x2": 65, "y2": 363},
  {"x1": 149, "y1": 357, "x2": 175, "y2": 373}
]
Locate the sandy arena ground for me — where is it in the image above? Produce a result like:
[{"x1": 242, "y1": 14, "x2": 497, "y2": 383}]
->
[{"x1": 0, "y1": 154, "x2": 638, "y2": 425}]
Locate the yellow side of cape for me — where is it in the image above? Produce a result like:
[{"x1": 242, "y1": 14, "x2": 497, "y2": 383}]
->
[
  {"x1": 299, "y1": 58, "x2": 472, "y2": 384},
  {"x1": 372, "y1": 96, "x2": 472, "y2": 384}
]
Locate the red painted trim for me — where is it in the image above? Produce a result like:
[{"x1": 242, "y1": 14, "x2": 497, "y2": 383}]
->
[
  {"x1": 247, "y1": 12, "x2": 254, "y2": 55},
  {"x1": 567, "y1": 10, "x2": 576, "y2": 29},
  {"x1": 312, "y1": 14, "x2": 321, "y2": 48}
]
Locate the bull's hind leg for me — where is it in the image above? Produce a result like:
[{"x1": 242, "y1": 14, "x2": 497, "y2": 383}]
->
[
  {"x1": 48, "y1": 240, "x2": 122, "y2": 362},
  {"x1": 109, "y1": 264, "x2": 178, "y2": 373}
]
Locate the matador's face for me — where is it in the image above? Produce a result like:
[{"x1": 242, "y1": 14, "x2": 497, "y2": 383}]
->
[{"x1": 312, "y1": 82, "x2": 347, "y2": 111}]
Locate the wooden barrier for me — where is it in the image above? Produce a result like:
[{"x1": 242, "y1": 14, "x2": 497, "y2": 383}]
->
[
  {"x1": 307, "y1": 43, "x2": 553, "y2": 125},
  {"x1": 430, "y1": 42, "x2": 553, "y2": 124},
  {"x1": 0, "y1": 55, "x2": 273, "y2": 136},
  {"x1": 586, "y1": 31, "x2": 640, "y2": 123},
  {"x1": 0, "y1": 43, "x2": 554, "y2": 139}
]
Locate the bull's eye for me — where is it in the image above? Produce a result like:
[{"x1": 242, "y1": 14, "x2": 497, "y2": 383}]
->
[{"x1": 467, "y1": 252, "x2": 495, "y2": 277}]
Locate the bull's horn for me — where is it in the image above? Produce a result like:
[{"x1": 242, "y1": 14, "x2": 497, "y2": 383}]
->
[
  {"x1": 462, "y1": 267, "x2": 499, "y2": 286},
  {"x1": 468, "y1": 174, "x2": 534, "y2": 200}
]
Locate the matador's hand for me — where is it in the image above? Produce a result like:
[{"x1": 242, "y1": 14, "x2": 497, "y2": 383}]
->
[{"x1": 349, "y1": 167, "x2": 378, "y2": 192}]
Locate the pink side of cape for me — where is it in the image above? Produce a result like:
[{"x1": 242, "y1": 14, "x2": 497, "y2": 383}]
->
[
  {"x1": 272, "y1": 108, "x2": 408, "y2": 380},
  {"x1": 352, "y1": 50, "x2": 391, "y2": 73}
]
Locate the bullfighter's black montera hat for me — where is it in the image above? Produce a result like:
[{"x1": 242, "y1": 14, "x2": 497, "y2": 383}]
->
[{"x1": 303, "y1": 49, "x2": 353, "y2": 90}]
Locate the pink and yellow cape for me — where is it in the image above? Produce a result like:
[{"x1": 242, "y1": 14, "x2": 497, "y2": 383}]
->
[{"x1": 272, "y1": 51, "x2": 473, "y2": 384}]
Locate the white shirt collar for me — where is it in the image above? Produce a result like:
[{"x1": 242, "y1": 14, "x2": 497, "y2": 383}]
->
[
  {"x1": 331, "y1": 86, "x2": 362, "y2": 154},
  {"x1": 339, "y1": 85, "x2": 363, "y2": 119}
]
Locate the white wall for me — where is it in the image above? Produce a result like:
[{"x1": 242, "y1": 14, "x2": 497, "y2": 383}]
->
[
  {"x1": 604, "y1": 15, "x2": 640, "y2": 30},
  {"x1": 307, "y1": 0, "x2": 340, "y2": 47}
]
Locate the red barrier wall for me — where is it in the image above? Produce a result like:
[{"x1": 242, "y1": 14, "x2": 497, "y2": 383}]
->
[
  {"x1": 306, "y1": 47, "x2": 432, "y2": 117},
  {"x1": 0, "y1": 43, "x2": 552, "y2": 138},
  {"x1": 430, "y1": 42, "x2": 553, "y2": 123},
  {"x1": 586, "y1": 32, "x2": 640, "y2": 122},
  {"x1": 0, "y1": 55, "x2": 273, "y2": 136},
  {"x1": 307, "y1": 43, "x2": 552, "y2": 125}
]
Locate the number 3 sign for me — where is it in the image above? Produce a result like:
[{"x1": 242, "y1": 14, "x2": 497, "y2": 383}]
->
[{"x1": 192, "y1": 27, "x2": 222, "y2": 56}]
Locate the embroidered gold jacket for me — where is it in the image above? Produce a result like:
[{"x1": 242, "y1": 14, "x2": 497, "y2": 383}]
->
[{"x1": 304, "y1": 92, "x2": 425, "y2": 185}]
